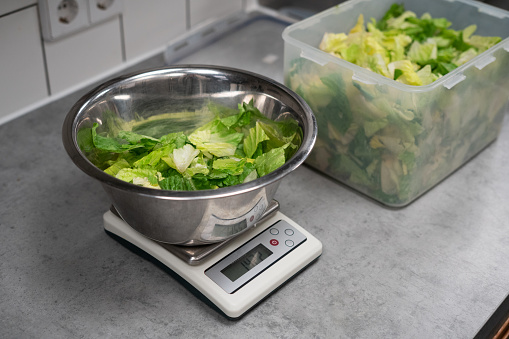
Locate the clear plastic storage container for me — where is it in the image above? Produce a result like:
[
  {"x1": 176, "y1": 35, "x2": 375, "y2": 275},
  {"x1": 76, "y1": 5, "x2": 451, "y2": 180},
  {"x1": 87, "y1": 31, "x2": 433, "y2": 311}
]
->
[{"x1": 283, "y1": 0, "x2": 509, "y2": 206}]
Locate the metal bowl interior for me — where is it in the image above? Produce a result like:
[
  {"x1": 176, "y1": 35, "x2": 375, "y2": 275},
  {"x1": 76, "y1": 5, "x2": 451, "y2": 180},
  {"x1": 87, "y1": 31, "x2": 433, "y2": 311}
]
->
[{"x1": 62, "y1": 65, "x2": 316, "y2": 245}]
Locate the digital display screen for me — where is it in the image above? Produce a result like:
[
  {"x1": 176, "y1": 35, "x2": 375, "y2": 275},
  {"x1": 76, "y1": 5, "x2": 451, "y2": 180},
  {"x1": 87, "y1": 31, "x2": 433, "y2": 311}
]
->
[{"x1": 221, "y1": 244, "x2": 273, "y2": 282}]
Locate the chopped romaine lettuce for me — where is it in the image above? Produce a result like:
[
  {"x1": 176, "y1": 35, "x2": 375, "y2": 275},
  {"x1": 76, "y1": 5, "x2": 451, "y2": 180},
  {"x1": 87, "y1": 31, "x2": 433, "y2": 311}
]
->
[
  {"x1": 171, "y1": 144, "x2": 200, "y2": 174},
  {"x1": 254, "y1": 147, "x2": 286, "y2": 178},
  {"x1": 80, "y1": 100, "x2": 302, "y2": 190},
  {"x1": 188, "y1": 119, "x2": 244, "y2": 157},
  {"x1": 286, "y1": 3, "x2": 508, "y2": 205},
  {"x1": 243, "y1": 121, "x2": 270, "y2": 158},
  {"x1": 116, "y1": 168, "x2": 162, "y2": 189},
  {"x1": 318, "y1": 4, "x2": 501, "y2": 84}
]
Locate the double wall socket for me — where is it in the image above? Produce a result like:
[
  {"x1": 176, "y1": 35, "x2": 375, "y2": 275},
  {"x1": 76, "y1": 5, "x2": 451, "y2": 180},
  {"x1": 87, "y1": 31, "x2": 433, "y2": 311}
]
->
[
  {"x1": 39, "y1": 0, "x2": 123, "y2": 41},
  {"x1": 88, "y1": 0, "x2": 123, "y2": 25}
]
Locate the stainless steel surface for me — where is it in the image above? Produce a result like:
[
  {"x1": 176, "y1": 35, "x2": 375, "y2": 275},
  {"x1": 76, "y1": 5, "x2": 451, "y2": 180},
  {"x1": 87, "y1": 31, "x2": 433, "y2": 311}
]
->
[
  {"x1": 110, "y1": 199, "x2": 281, "y2": 265},
  {"x1": 62, "y1": 65, "x2": 317, "y2": 245},
  {"x1": 159, "y1": 199, "x2": 280, "y2": 265}
]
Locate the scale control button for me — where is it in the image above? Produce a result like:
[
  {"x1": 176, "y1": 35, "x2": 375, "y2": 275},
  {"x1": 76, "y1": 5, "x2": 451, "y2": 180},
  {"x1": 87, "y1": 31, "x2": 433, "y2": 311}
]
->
[
  {"x1": 270, "y1": 239, "x2": 279, "y2": 246},
  {"x1": 285, "y1": 240, "x2": 294, "y2": 247},
  {"x1": 270, "y1": 228, "x2": 279, "y2": 235},
  {"x1": 284, "y1": 229, "x2": 294, "y2": 236}
]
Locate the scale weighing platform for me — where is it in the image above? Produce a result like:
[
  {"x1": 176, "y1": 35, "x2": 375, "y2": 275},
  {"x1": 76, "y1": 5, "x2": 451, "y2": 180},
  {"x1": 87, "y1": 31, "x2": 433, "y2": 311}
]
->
[{"x1": 103, "y1": 201, "x2": 322, "y2": 319}]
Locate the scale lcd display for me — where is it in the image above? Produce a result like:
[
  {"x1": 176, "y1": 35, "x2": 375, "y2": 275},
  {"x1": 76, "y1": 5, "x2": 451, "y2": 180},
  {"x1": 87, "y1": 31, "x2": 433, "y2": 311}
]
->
[{"x1": 221, "y1": 244, "x2": 273, "y2": 282}]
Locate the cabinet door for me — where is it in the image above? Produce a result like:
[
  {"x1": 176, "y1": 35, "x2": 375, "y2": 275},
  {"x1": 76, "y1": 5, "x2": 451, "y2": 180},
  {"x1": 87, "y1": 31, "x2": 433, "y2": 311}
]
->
[
  {"x1": 0, "y1": 6, "x2": 48, "y2": 119},
  {"x1": 43, "y1": 17, "x2": 123, "y2": 95},
  {"x1": 122, "y1": 0, "x2": 187, "y2": 61},
  {"x1": 0, "y1": 0, "x2": 36, "y2": 17}
]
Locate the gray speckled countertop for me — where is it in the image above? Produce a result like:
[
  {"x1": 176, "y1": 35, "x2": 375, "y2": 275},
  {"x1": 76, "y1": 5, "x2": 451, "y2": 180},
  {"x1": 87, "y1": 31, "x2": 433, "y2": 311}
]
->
[{"x1": 1, "y1": 12, "x2": 509, "y2": 339}]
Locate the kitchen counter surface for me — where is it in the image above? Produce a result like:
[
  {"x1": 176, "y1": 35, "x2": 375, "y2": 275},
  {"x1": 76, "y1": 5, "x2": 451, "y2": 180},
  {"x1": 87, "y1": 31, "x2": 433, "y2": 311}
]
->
[{"x1": 1, "y1": 12, "x2": 509, "y2": 339}]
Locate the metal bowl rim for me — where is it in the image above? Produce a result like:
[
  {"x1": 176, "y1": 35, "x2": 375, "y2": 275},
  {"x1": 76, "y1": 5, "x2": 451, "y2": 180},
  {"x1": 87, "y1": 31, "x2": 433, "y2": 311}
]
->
[{"x1": 62, "y1": 64, "x2": 317, "y2": 200}]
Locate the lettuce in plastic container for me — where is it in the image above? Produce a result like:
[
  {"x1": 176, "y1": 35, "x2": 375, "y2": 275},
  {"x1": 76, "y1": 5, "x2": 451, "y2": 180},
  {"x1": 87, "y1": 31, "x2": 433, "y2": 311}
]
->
[
  {"x1": 286, "y1": 3, "x2": 508, "y2": 206},
  {"x1": 77, "y1": 100, "x2": 303, "y2": 191}
]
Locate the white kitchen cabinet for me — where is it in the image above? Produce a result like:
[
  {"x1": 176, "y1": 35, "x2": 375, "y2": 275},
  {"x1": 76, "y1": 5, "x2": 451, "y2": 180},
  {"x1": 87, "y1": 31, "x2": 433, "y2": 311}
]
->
[
  {"x1": 43, "y1": 16, "x2": 123, "y2": 95},
  {"x1": 0, "y1": 0, "x2": 36, "y2": 16},
  {"x1": 122, "y1": 0, "x2": 187, "y2": 61},
  {"x1": 0, "y1": 6, "x2": 48, "y2": 120}
]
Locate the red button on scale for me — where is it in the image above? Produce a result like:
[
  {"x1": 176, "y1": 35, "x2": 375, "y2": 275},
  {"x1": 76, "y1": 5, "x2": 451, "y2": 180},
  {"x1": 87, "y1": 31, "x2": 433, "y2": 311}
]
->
[{"x1": 270, "y1": 239, "x2": 279, "y2": 246}]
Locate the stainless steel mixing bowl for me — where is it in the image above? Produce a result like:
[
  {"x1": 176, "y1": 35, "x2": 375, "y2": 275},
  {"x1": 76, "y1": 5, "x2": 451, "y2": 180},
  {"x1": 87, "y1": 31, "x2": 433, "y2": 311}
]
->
[{"x1": 62, "y1": 65, "x2": 316, "y2": 245}]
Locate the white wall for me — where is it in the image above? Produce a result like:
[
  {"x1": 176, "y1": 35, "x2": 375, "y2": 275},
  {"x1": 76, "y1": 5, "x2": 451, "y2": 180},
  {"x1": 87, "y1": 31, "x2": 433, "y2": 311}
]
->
[
  {"x1": 0, "y1": 0, "x2": 245, "y2": 123},
  {"x1": 0, "y1": 6, "x2": 48, "y2": 116}
]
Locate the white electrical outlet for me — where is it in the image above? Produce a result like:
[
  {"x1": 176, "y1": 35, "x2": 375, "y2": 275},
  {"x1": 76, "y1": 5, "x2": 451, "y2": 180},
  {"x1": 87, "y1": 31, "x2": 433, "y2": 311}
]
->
[
  {"x1": 87, "y1": 0, "x2": 123, "y2": 24},
  {"x1": 39, "y1": 0, "x2": 90, "y2": 41}
]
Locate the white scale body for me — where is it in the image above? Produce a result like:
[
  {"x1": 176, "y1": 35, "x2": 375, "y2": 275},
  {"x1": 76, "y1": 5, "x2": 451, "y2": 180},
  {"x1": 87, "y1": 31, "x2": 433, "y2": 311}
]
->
[{"x1": 103, "y1": 209, "x2": 322, "y2": 319}]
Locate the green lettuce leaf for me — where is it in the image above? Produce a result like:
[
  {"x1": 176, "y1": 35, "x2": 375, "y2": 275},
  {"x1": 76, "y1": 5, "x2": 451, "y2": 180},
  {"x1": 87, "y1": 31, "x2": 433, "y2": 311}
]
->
[
  {"x1": 91, "y1": 123, "x2": 130, "y2": 153},
  {"x1": 158, "y1": 175, "x2": 196, "y2": 191},
  {"x1": 184, "y1": 155, "x2": 210, "y2": 177},
  {"x1": 453, "y1": 48, "x2": 478, "y2": 66},
  {"x1": 376, "y1": 3, "x2": 405, "y2": 30},
  {"x1": 159, "y1": 132, "x2": 187, "y2": 148},
  {"x1": 468, "y1": 35, "x2": 502, "y2": 52},
  {"x1": 117, "y1": 130, "x2": 159, "y2": 147},
  {"x1": 243, "y1": 121, "x2": 269, "y2": 158},
  {"x1": 318, "y1": 4, "x2": 501, "y2": 84},
  {"x1": 116, "y1": 168, "x2": 162, "y2": 188},
  {"x1": 388, "y1": 60, "x2": 422, "y2": 86},
  {"x1": 104, "y1": 158, "x2": 130, "y2": 176},
  {"x1": 255, "y1": 147, "x2": 286, "y2": 177},
  {"x1": 172, "y1": 144, "x2": 200, "y2": 174},
  {"x1": 188, "y1": 119, "x2": 244, "y2": 157},
  {"x1": 407, "y1": 41, "x2": 437, "y2": 65},
  {"x1": 212, "y1": 157, "x2": 247, "y2": 176}
]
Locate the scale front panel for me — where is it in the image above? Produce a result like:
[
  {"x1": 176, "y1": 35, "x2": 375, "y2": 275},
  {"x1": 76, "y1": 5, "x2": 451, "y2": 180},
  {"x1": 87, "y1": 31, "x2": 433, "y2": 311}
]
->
[
  {"x1": 103, "y1": 210, "x2": 322, "y2": 319},
  {"x1": 205, "y1": 220, "x2": 307, "y2": 294}
]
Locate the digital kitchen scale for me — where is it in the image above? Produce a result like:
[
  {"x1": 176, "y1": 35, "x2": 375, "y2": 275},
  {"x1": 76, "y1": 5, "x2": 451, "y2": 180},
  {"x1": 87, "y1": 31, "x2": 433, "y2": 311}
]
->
[{"x1": 103, "y1": 201, "x2": 322, "y2": 319}]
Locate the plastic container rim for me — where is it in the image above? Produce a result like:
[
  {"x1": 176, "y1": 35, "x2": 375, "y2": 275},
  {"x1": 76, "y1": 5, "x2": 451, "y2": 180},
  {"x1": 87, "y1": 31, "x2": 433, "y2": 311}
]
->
[{"x1": 282, "y1": 0, "x2": 509, "y2": 92}]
